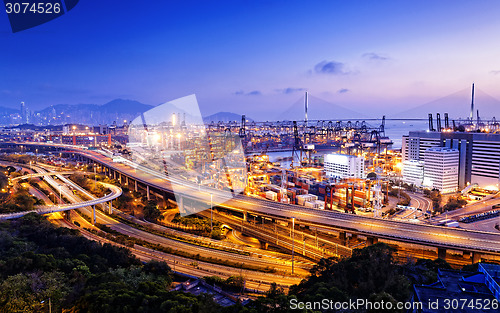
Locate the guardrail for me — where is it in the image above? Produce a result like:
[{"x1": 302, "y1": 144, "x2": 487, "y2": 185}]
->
[{"x1": 0, "y1": 171, "x2": 122, "y2": 220}]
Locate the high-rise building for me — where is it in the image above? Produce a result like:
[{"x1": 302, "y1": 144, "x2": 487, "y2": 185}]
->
[
  {"x1": 423, "y1": 147, "x2": 459, "y2": 193},
  {"x1": 403, "y1": 131, "x2": 500, "y2": 190},
  {"x1": 324, "y1": 153, "x2": 365, "y2": 179},
  {"x1": 20, "y1": 101, "x2": 27, "y2": 124}
]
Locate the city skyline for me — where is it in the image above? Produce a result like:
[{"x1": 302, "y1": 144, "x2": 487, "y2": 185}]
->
[{"x1": 2, "y1": 1, "x2": 500, "y2": 120}]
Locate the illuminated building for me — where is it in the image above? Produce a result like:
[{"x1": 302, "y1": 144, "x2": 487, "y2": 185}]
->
[
  {"x1": 324, "y1": 153, "x2": 365, "y2": 179},
  {"x1": 402, "y1": 160, "x2": 424, "y2": 186},
  {"x1": 422, "y1": 147, "x2": 459, "y2": 193},
  {"x1": 403, "y1": 131, "x2": 500, "y2": 189}
]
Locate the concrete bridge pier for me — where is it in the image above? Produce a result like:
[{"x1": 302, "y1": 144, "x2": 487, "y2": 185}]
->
[
  {"x1": 92, "y1": 205, "x2": 96, "y2": 225},
  {"x1": 339, "y1": 231, "x2": 347, "y2": 246},
  {"x1": 437, "y1": 247, "x2": 447, "y2": 260},
  {"x1": 125, "y1": 176, "x2": 129, "y2": 186},
  {"x1": 177, "y1": 195, "x2": 184, "y2": 213},
  {"x1": 260, "y1": 241, "x2": 269, "y2": 250},
  {"x1": 146, "y1": 185, "x2": 150, "y2": 201},
  {"x1": 242, "y1": 211, "x2": 247, "y2": 222},
  {"x1": 472, "y1": 252, "x2": 482, "y2": 264},
  {"x1": 160, "y1": 192, "x2": 168, "y2": 208},
  {"x1": 118, "y1": 173, "x2": 122, "y2": 184},
  {"x1": 367, "y1": 237, "x2": 378, "y2": 246},
  {"x1": 107, "y1": 201, "x2": 113, "y2": 214},
  {"x1": 134, "y1": 180, "x2": 138, "y2": 192}
]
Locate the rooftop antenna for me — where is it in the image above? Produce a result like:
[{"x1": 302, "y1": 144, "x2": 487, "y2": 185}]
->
[{"x1": 470, "y1": 83, "x2": 475, "y2": 124}]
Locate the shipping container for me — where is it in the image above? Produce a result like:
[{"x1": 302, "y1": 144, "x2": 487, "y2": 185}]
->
[{"x1": 265, "y1": 191, "x2": 277, "y2": 201}]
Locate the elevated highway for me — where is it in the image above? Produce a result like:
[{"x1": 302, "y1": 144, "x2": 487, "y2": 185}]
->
[
  {"x1": 0, "y1": 169, "x2": 122, "y2": 220},
  {"x1": 11, "y1": 142, "x2": 500, "y2": 262}
]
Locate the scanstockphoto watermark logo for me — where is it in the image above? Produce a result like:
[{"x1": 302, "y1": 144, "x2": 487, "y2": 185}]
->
[
  {"x1": 127, "y1": 94, "x2": 247, "y2": 217},
  {"x1": 3, "y1": 0, "x2": 79, "y2": 33},
  {"x1": 289, "y1": 298, "x2": 423, "y2": 311}
]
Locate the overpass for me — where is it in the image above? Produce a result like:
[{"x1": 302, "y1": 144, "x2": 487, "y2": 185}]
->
[
  {"x1": 0, "y1": 168, "x2": 122, "y2": 220},
  {"x1": 9, "y1": 142, "x2": 500, "y2": 262}
]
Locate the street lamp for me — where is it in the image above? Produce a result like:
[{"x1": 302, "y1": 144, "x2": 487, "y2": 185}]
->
[
  {"x1": 41, "y1": 298, "x2": 51, "y2": 313},
  {"x1": 210, "y1": 193, "x2": 213, "y2": 234},
  {"x1": 291, "y1": 217, "x2": 295, "y2": 275}
]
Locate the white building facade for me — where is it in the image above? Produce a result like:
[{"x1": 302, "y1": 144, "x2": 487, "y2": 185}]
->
[
  {"x1": 324, "y1": 154, "x2": 365, "y2": 179},
  {"x1": 402, "y1": 131, "x2": 500, "y2": 190},
  {"x1": 402, "y1": 160, "x2": 424, "y2": 186},
  {"x1": 423, "y1": 147, "x2": 459, "y2": 193}
]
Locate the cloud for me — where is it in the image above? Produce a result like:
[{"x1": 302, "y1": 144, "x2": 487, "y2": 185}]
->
[
  {"x1": 362, "y1": 52, "x2": 390, "y2": 61},
  {"x1": 276, "y1": 87, "x2": 305, "y2": 94},
  {"x1": 337, "y1": 88, "x2": 349, "y2": 94},
  {"x1": 314, "y1": 60, "x2": 349, "y2": 75},
  {"x1": 490, "y1": 70, "x2": 500, "y2": 75},
  {"x1": 234, "y1": 90, "x2": 261, "y2": 96}
]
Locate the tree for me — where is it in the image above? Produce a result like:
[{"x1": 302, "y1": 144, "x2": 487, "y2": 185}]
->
[
  {"x1": 143, "y1": 200, "x2": 161, "y2": 221},
  {"x1": 13, "y1": 192, "x2": 36, "y2": 211},
  {"x1": 290, "y1": 243, "x2": 411, "y2": 304}
]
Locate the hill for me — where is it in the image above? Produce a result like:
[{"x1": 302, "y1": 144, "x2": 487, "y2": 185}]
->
[{"x1": 203, "y1": 112, "x2": 251, "y2": 123}]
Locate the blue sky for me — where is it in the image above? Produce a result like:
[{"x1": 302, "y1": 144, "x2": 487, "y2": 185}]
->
[{"x1": 1, "y1": 0, "x2": 500, "y2": 119}]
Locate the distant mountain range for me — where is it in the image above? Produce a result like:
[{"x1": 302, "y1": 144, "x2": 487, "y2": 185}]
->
[
  {"x1": 38, "y1": 99, "x2": 154, "y2": 125},
  {"x1": 276, "y1": 94, "x2": 366, "y2": 121},
  {"x1": 0, "y1": 99, "x2": 155, "y2": 126},
  {"x1": 38, "y1": 99, "x2": 153, "y2": 116},
  {"x1": 203, "y1": 112, "x2": 251, "y2": 123},
  {"x1": 0, "y1": 98, "x2": 251, "y2": 126},
  {"x1": 391, "y1": 87, "x2": 500, "y2": 120}
]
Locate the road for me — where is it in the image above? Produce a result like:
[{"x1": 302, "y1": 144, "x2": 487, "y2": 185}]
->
[
  {"x1": 2, "y1": 161, "x2": 307, "y2": 290},
  {"x1": 17, "y1": 142, "x2": 500, "y2": 256},
  {"x1": 0, "y1": 169, "x2": 122, "y2": 220},
  {"x1": 49, "y1": 212, "x2": 299, "y2": 292}
]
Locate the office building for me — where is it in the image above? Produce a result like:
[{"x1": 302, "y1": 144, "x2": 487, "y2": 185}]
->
[
  {"x1": 423, "y1": 147, "x2": 459, "y2": 193},
  {"x1": 403, "y1": 131, "x2": 500, "y2": 190},
  {"x1": 324, "y1": 153, "x2": 365, "y2": 179},
  {"x1": 402, "y1": 160, "x2": 424, "y2": 185}
]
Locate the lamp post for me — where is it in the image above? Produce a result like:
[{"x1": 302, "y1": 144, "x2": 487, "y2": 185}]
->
[
  {"x1": 291, "y1": 217, "x2": 295, "y2": 275},
  {"x1": 210, "y1": 193, "x2": 213, "y2": 234},
  {"x1": 41, "y1": 298, "x2": 51, "y2": 313}
]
